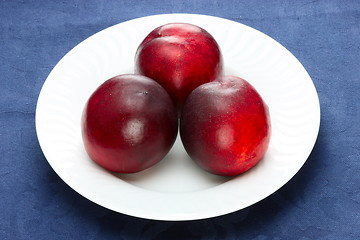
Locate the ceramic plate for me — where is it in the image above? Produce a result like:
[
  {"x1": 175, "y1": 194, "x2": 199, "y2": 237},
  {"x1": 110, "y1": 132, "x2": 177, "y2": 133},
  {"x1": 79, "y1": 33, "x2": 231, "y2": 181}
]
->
[{"x1": 36, "y1": 14, "x2": 320, "y2": 221}]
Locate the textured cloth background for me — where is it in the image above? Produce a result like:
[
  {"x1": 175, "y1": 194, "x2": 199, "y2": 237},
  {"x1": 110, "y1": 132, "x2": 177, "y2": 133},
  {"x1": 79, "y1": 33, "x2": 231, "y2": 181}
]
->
[{"x1": 1, "y1": 0, "x2": 359, "y2": 239}]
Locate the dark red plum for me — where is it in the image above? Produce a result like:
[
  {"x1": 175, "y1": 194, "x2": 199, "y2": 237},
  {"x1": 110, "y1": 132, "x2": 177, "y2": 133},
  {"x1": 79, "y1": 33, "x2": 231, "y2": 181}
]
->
[
  {"x1": 180, "y1": 75, "x2": 271, "y2": 176},
  {"x1": 135, "y1": 23, "x2": 223, "y2": 113},
  {"x1": 82, "y1": 74, "x2": 178, "y2": 173}
]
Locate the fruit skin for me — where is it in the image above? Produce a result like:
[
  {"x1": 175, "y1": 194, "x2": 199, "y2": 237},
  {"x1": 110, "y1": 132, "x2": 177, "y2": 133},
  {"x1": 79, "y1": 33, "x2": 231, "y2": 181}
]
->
[
  {"x1": 135, "y1": 23, "x2": 223, "y2": 113},
  {"x1": 81, "y1": 74, "x2": 178, "y2": 173},
  {"x1": 180, "y1": 75, "x2": 271, "y2": 176}
]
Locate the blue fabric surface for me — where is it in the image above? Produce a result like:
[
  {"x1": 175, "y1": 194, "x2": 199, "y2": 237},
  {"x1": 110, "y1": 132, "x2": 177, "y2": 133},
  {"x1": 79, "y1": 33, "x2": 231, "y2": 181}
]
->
[{"x1": 1, "y1": 0, "x2": 360, "y2": 239}]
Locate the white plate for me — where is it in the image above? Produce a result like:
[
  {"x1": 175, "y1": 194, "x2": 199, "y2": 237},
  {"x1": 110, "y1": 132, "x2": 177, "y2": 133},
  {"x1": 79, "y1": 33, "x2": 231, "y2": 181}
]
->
[{"x1": 36, "y1": 14, "x2": 320, "y2": 221}]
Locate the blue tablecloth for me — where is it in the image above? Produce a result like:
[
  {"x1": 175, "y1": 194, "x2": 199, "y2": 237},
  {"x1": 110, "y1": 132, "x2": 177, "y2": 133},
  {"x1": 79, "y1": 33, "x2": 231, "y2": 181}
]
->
[{"x1": 1, "y1": 1, "x2": 359, "y2": 239}]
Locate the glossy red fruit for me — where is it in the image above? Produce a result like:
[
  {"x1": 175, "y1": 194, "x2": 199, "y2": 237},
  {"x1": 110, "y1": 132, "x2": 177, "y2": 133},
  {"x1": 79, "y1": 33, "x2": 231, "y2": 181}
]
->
[
  {"x1": 135, "y1": 22, "x2": 223, "y2": 112},
  {"x1": 180, "y1": 75, "x2": 271, "y2": 176},
  {"x1": 81, "y1": 74, "x2": 178, "y2": 173}
]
